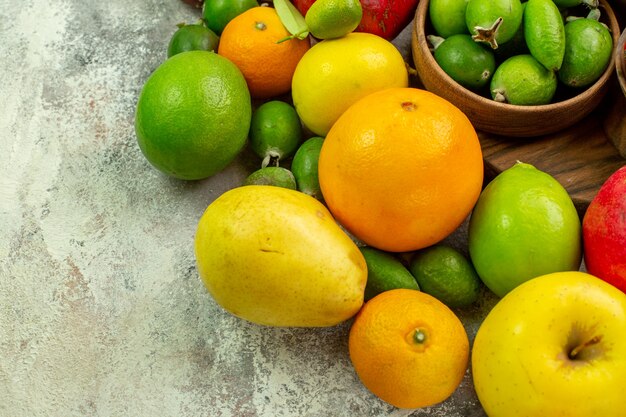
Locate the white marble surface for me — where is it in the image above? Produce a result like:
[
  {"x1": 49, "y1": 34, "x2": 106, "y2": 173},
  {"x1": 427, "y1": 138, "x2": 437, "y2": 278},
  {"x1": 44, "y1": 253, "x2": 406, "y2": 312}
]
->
[{"x1": 0, "y1": 1, "x2": 495, "y2": 416}]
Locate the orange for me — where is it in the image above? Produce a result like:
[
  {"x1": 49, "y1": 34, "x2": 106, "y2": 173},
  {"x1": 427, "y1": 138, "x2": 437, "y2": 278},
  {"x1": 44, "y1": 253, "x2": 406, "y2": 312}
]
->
[
  {"x1": 348, "y1": 288, "x2": 469, "y2": 409},
  {"x1": 318, "y1": 87, "x2": 483, "y2": 252},
  {"x1": 217, "y1": 6, "x2": 310, "y2": 99}
]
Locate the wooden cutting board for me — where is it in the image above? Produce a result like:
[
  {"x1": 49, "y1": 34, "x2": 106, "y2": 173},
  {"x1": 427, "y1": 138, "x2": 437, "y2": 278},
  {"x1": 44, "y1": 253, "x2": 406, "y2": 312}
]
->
[{"x1": 478, "y1": 90, "x2": 625, "y2": 218}]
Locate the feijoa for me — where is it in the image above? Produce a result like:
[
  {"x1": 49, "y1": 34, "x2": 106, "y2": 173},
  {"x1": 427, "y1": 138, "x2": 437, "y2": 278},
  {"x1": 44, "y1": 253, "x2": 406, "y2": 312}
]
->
[
  {"x1": 558, "y1": 17, "x2": 613, "y2": 88},
  {"x1": 244, "y1": 167, "x2": 297, "y2": 189},
  {"x1": 359, "y1": 246, "x2": 420, "y2": 301},
  {"x1": 429, "y1": 0, "x2": 470, "y2": 38},
  {"x1": 430, "y1": 34, "x2": 496, "y2": 91},
  {"x1": 490, "y1": 54, "x2": 557, "y2": 105},
  {"x1": 524, "y1": 0, "x2": 565, "y2": 71},
  {"x1": 249, "y1": 100, "x2": 303, "y2": 167},
  {"x1": 291, "y1": 136, "x2": 324, "y2": 200},
  {"x1": 465, "y1": 0, "x2": 524, "y2": 49}
]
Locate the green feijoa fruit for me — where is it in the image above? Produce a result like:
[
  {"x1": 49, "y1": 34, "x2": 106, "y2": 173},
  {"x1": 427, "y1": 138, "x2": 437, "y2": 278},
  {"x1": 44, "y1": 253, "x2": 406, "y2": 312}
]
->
[
  {"x1": 244, "y1": 167, "x2": 297, "y2": 189},
  {"x1": 524, "y1": 0, "x2": 565, "y2": 71},
  {"x1": 359, "y1": 246, "x2": 420, "y2": 301},
  {"x1": 167, "y1": 23, "x2": 220, "y2": 57},
  {"x1": 558, "y1": 18, "x2": 613, "y2": 88},
  {"x1": 430, "y1": 34, "x2": 496, "y2": 90},
  {"x1": 429, "y1": 0, "x2": 470, "y2": 38},
  {"x1": 305, "y1": 0, "x2": 363, "y2": 39},
  {"x1": 494, "y1": 2, "x2": 529, "y2": 62},
  {"x1": 553, "y1": 0, "x2": 598, "y2": 8},
  {"x1": 466, "y1": 0, "x2": 524, "y2": 49},
  {"x1": 249, "y1": 100, "x2": 303, "y2": 167},
  {"x1": 490, "y1": 54, "x2": 557, "y2": 105},
  {"x1": 291, "y1": 136, "x2": 324, "y2": 200},
  {"x1": 409, "y1": 245, "x2": 482, "y2": 308}
]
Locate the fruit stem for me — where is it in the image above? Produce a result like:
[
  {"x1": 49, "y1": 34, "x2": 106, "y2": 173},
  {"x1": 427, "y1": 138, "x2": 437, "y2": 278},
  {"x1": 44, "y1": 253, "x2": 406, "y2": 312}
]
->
[
  {"x1": 583, "y1": 0, "x2": 599, "y2": 8},
  {"x1": 413, "y1": 328, "x2": 427, "y2": 344},
  {"x1": 569, "y1": 335, "x2": 602, "y2": 359},
  {"x1": 471, "y1": 17, "x2": 503, "y2": 50},
  {"x1": 426, "y1": 35, "x2": 445, "y2": 51}
]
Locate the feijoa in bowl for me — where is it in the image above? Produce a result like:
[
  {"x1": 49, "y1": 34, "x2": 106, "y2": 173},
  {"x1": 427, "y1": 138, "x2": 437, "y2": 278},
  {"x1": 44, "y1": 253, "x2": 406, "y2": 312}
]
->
[{"x1": 411, "y1": 0, "x2": 619, "y2": 137}]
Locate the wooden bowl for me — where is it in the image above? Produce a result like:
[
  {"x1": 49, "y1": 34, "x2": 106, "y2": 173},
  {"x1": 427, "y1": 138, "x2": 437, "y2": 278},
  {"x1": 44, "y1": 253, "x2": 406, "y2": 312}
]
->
[
  {"x1": 603, "y1": 28, "x2": 626, "y2": 157},
  {"x1": 411, "y1": 0, "x2": 620, "y2": 137}
]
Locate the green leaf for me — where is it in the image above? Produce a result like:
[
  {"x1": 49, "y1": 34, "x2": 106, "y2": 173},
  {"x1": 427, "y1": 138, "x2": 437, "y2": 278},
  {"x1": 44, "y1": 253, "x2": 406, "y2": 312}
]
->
[{"x1": 273, "y1": 0, "x2": 309, "y2": 40}]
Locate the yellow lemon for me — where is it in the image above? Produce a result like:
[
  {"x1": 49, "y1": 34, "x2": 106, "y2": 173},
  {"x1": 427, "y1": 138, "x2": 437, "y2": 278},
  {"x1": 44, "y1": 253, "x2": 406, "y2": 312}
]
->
[
  {"x1": 291, "y1": 32, "x2": 408, "y2": 136},
  {"x1": 194, "y1": 185, "x2": 367, "y2": 327}
]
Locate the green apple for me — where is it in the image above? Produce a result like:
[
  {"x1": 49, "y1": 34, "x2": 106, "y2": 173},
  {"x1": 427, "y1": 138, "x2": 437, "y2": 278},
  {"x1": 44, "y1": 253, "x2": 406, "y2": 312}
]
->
[{"x1": 472, "y1": 271, "x2": 626, "y2": 417}]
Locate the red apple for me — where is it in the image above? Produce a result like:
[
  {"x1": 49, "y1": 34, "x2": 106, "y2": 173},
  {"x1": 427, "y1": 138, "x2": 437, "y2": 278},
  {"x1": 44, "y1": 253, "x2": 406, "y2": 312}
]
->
[
  {"x1": 292, "y1": 0, "x2": 419, "y2": 40},
  {"x1": 583, "y1": 165, "x2": 626, "y2": 292}
]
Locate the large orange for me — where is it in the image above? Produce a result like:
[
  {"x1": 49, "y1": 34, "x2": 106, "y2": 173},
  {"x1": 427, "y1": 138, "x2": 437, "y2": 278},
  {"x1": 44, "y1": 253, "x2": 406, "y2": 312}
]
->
[
  {"x1": 217, "y1": 6, "x2": 310, "y2": 99},
  {"x1": 349, "y1": 289, "x2": 469, "y2": 409},
  {"x1": 318, "y1": 87, "x2": 483, "y2": 252}
]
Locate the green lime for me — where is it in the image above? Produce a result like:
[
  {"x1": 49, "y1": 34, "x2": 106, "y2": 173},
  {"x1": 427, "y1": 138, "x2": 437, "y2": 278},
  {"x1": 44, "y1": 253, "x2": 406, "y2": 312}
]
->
[
  {"x1": 202, "y1": 0, "x2": 258, "y2": 34},
  {"x1": 430, "y1": 34, "x2": 496, "y2": 91},
  {"x1": 244, "y1": 167, "x2": 297, "y2": 189},
  {"x1": 524, "y1": 0, "x2": 565, "y2": 71},
  {"x1": 429, "y1": 0, "x2": 470, "y2": 38},
  {"x1": 305, "y1": 0, "x2": 363, "y2": 40},
  {"x1": 135, "y1": 51, "x2": 251, "y2": 180},
  {"x1": 250, "y1": 100, "x2": 303, "y2": 167},
  {"x1": 167, "y1": 23, "x2": 220, "y2": 58},
  {"x1": 291, "y1": 136, "x2": 324, "y2": 200},
  {"x1": 490, "y1": 54, "x2": 557, "y2": 105},
  {"x1": 409, "y1": 245, "x2": 481, "y2": 308},
  {"x1": 465, "y1": 0, "x2": 524, "y2": 49},
  {"x1": 468, "y1": 161, "x2": 582, "y2": 297},
  {"x1": 558, "y1": 17, "x2": 613, "y2": 88},
  {"x1": 359, "y1": 246, "x2": 419, "y2": 301}
]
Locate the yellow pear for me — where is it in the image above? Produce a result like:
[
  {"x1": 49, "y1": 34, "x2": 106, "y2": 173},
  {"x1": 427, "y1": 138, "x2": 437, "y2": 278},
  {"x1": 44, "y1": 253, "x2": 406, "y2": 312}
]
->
[{"x1": 194, "y1": 185, "x2": 367, "y2": 327}]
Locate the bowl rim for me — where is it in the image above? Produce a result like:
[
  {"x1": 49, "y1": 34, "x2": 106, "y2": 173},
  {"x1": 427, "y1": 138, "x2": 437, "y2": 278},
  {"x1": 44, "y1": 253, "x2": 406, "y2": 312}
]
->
[
  {"x1": 413, "y1": 0, "x2": 619, "y2": 113},
  {"x1": 616, "y1": 28, "x2": 626, "y2": 96}
]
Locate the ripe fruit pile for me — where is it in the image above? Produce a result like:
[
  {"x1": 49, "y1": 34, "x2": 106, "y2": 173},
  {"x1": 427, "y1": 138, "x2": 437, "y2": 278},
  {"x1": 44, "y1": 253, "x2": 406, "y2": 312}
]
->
[
  {"x1": 134, "y1": 0, "x2": 626, "y2": 414},
  {"x1": 427, "y1": 0, "x2": 613, "y2": 105}
]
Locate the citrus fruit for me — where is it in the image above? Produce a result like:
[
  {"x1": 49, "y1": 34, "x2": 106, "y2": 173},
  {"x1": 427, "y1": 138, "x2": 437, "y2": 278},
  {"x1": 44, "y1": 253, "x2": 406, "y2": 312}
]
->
[
  {"x1": 167, "y1": 23, "x2": 219, "y2": 57},
  {"x1": 348, "y1": 288, "x2": 470, "y2": 408},
  {"x1": 430, "y1": 34, "x2": 496, "y2": 91},
  {"x1": 359, "y1": 247, "x2": 419, "y2": 301},
  {"x1": 465, "y1": 0, "x2": 523, "y2": 49},
  {"x1": 243, "y1": 167, "x2": 297, "y2": 189},
  {"x1": 318, "y1": 87, "x2": 483, "y2": 253},
  {"x1": 195, "y1": 185, "x2": 367, "y2": 327},
  {"x1": 291, "y1": 136, "x2": 324, "y2": 200},
  {"x1": 429, "y1": 0, "x2": 470, "y2": 38},
  {"x1": 135, "y1": 51, "x2": 251, "y2": 180},
  {"x1": 523, "y1": 0, "x2": 565, "y2": 71},
  {"x1": 291, "y1": 32, "x2": 408, "y2": 136},
  {"x1": 468, "y1": 161, "x2": 582, "y2": 297},
  {"x1": 249, "y1": 100, "x2": 302, "y2": 167},
  {"x1": 217, "y1": 6, "x2": 311, "y2": 99},
  {"x1": 558, "y1": 17, "x2": 613, "y2": 88},
  {"x1": 304, "y1": 0, "x2": 363, "y2": 39},
  {"x1": 202, "y1": 0, "x2": 258, "y2": 34},
  {"x1": 490, "y1": 54, "x2": 557, "y2": 105},
  {"x1": 409, "y1": 245, "x2": 481, "y2": 308}
]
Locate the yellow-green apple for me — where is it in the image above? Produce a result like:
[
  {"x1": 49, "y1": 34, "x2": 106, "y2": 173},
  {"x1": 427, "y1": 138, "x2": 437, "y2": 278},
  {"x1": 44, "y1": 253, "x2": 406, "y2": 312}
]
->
[
  {"x1": 583, "y1": 165, "x2": 626, "y2": 293},
  {"x1": 291, "y1": 0, "x2": 419, "y2": 40},
  {"x1": 472, "y1": 271, "x2": 626, "y2": 417}
]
